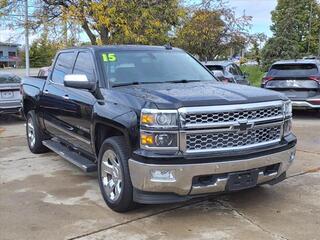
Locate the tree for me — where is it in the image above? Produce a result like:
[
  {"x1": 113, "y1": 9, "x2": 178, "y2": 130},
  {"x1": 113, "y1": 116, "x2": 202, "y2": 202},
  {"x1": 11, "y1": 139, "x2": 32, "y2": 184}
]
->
[
  {"x1": 246, "y1": 33, "x2": 267, "y2": 65},
  {"x1": 262, "y1": 0, "x2": 320, "y2": 69},
  {"x1": 40, "y1": 0, "x2": 184, "y2": 45},
  {"x1": 174, "y1": 4, "x2": 251, "y2": 60},
  {"x1": 28, "y1": 34, "x2": 60, "y2": 67}
]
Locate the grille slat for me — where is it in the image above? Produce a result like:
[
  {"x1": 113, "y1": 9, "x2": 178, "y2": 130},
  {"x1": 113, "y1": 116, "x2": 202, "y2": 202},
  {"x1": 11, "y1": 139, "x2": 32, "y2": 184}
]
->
[
  {"x1": 184, "y1": 106, "x2": 283, "y2": 126},
  {"x1": 186, "y1": 125, "x2": 282, "y2": 152}
]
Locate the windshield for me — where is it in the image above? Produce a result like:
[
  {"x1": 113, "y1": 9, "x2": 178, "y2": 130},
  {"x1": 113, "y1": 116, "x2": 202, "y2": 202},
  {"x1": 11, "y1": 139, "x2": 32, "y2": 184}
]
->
[
  {"x1": 0, "y1": 73, "x2": 21, "y2": 84},
  {"x1": 269, "y1": 64, "x2": 318, "y2": 77},
  {"x1": 100, "y1": 50, "x2": 216, "y2": 86}
]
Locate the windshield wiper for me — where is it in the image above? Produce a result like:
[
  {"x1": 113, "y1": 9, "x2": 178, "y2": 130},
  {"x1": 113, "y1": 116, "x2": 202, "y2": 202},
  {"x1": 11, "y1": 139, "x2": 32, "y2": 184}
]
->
[
  {"x1": 165, "y1": 79, "x2": 203, "y2": 83},
  {"x1": 112, "y1": 81, "x2": 167, "y2": 87},
  {"x1": 112, "y1": 82, "x2": 142, "y2": 87},
  {"x1": 112, "y1": 80, "x2": 204, "y2": 87}
]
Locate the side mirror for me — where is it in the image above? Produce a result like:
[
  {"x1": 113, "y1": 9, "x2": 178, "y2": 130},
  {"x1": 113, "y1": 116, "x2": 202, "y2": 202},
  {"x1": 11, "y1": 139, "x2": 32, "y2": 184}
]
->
[{"x1": 64, "y1": 74, "x2": 96, "y2": 91}]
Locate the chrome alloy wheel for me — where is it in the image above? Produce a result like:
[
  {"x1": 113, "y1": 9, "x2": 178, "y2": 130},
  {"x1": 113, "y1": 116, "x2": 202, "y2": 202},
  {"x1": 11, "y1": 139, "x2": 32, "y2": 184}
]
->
[
  {"x1": 27, "y1": 116, "x2": 36, "y2": 148},
  {"x1": 101, "y1": 149, "x2": 123, "y2": 202}
]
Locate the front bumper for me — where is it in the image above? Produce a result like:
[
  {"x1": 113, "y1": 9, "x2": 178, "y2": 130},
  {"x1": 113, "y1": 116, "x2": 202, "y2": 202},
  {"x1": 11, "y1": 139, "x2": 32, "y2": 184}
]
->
[
  {"x1": 129, "y1": 146, "x2": 296, "y2": 197},
  {"x1": 0, "y1": 100, "x2": 22, "y2": 114},
  {"x1": 292, "y1": 101, "x2": 320, "y2": 109}
]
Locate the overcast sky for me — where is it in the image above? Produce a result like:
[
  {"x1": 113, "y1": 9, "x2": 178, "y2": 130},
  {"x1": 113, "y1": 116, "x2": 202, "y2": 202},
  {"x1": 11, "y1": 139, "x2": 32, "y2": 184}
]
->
[{"x1": 0, "y1": 0, "x2": 277, "y2": 43}]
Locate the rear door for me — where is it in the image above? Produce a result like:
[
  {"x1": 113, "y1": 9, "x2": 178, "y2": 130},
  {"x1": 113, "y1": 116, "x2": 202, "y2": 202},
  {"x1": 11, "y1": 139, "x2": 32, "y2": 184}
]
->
[
  {"x1": 40, "y1": 51, "x2": 77, "y2": 142},
  {"x1": 265, "y1": 63, "x2": 320, "y2": 100}
]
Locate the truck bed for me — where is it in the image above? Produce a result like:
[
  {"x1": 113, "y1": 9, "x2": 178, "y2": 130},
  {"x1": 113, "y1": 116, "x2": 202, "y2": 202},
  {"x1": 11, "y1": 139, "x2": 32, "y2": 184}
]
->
[{"x1": 22, "y1": 76, "x2": 46, "y2": 89}]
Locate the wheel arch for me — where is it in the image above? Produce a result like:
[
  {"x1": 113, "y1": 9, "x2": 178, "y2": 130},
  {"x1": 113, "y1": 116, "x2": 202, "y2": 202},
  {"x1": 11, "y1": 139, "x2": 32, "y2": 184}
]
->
[
  {"x1": 92, "y1": 111, "x2": 139, "y2": 159},
  {"x1": 22, "y1": 97, "x2": 37, "y2": 118}
]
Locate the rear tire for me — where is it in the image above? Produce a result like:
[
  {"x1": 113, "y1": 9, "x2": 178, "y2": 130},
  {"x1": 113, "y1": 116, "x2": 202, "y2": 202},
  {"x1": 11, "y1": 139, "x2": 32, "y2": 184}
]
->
[
  {"x1": 26, "y1": 110, "x2": 49, "y2": 154},
  {"x1": 98, "y1": 136, "x2": 136, "y2": 212}
]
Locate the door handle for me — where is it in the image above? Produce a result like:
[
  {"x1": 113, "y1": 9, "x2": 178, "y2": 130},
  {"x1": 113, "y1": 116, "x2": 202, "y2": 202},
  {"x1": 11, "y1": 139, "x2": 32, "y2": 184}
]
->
[{"x1": 63, "y1": 95, "x2": 69, "y2": 100}]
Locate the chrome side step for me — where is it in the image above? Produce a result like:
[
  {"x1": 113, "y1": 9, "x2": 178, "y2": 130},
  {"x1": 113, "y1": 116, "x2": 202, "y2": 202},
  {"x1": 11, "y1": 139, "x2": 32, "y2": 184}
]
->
[{"x1": 42, "y1": 140, "x2": 97, "y2": 172}]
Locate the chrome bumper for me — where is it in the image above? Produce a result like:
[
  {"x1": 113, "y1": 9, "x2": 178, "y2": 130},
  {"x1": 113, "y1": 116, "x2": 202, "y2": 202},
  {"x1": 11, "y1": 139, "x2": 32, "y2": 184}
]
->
[
  {"x1": 129, "y1": 147, "x2": 296, "y2": 196},
  {"x1": 292, "y1": 101, "x2": 320, "y2": 109}
]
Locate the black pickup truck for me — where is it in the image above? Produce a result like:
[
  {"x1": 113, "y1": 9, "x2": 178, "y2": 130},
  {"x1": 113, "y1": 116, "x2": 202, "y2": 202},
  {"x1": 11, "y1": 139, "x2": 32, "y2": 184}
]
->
[{"x1": 22, "y1": 45, "x2": 296, "y2": 212}]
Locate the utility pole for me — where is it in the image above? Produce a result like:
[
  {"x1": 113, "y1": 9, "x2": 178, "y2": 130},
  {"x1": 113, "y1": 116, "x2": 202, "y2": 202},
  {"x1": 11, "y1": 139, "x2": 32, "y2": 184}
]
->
[
  {"x1": 318, "y1": 30, "x2": 320, "y2": 56},
  {"x1": 308, "y1": 2, "x2": 313, "y2": 54},
  {"x1": 24, "y1": 0, "x2": 30, "y2": 76}
]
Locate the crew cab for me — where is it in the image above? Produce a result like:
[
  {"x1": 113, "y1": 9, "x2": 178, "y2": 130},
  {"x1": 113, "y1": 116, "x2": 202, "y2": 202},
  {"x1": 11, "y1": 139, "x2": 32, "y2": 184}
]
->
[
  {"x1": 262, "y1": 60, "x2": 320, "y2": 110},
  {"x1": 21, "y1": 45, "x2": 296, "y2": 212}
]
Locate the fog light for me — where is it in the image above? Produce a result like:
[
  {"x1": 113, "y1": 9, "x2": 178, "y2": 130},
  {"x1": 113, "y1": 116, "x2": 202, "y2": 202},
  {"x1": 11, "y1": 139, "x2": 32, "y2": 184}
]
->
[
  {"x1": 150, "y1": 169, "x2": 176, "y2": 182},
  {"x1": 141, "y1": 133, "x2": 154, "y2": 145}
]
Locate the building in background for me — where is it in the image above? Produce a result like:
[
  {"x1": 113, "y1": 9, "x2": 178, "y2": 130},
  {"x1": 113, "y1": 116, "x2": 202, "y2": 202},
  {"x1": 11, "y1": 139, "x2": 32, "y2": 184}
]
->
[{"x1": 0, "y1": 42, "x2": 20, "y2": 68}]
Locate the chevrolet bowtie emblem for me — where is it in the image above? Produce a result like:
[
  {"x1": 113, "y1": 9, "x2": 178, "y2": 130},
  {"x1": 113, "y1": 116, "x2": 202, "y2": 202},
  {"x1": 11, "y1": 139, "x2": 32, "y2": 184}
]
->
[{"x1": 233, "y1": 119, "x2": 254, "y2": 133}]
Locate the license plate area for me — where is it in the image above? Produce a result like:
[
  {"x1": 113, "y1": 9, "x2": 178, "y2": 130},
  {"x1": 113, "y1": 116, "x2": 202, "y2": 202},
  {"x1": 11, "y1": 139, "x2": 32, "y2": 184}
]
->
[
  {"x1": 1, "y1": 91, "x2": 14, "y2": 99},
  {"x1": 227, "y1": 169, "x2": 259, "y2": 191}
]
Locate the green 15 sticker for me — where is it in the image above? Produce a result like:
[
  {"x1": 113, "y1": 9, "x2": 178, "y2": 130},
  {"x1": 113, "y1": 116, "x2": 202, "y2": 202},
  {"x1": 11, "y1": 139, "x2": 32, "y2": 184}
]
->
[{"x1": 102, "y1": 53, "x2": 117, "y2": 62}]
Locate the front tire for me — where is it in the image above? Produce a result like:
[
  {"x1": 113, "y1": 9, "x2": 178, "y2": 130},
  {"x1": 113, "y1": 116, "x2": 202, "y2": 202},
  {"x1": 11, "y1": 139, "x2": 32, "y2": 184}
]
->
[
  {"x1": 98, "y1": 136, "x2": 135, "y2": 212},
  {"x1": 26, "y1": 110, "x2": 49, "y2": 154}
]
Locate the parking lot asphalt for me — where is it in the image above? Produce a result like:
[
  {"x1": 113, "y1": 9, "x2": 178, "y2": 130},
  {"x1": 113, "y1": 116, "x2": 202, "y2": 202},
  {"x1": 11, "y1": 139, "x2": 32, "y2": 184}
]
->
[{"x1": 0, "y1": 111, "x2": 319, "y2": 240}]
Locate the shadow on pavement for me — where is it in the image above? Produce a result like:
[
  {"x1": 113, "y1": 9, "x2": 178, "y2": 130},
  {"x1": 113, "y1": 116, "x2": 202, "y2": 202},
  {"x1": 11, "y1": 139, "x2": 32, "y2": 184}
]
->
[
  {"x1": 0, "y1": 114, "x2": 24, "y2": 126},
  {"x1": 292, "y1": 109, "x2": 319, "y2": 120}
]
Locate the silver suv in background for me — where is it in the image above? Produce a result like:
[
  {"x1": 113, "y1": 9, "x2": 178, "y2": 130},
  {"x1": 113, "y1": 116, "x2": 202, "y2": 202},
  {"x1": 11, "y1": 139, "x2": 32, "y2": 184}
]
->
[
  {"x1": 202, "y1": 61, "x2": 250, "y2": 85},
  {"x1": 0, "y1": 72, "x2": 21, "y2": 115},
  {"x1": 0, "y1": 72, "x2": 21, "y2": 114},
  {"x1": 262, "y1": 60, "x2": 320, "y2": 110}
]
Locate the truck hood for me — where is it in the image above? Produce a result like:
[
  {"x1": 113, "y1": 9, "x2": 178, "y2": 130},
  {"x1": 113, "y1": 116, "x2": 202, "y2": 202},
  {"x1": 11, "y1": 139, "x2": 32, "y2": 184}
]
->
[{"x1": 116, "y1": 82, "x2": 287, "y2": 109}]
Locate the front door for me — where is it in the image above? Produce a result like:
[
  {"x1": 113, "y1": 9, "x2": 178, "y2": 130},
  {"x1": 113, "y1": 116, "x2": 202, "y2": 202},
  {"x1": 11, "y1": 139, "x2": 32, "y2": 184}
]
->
[{"x1": 60, "y1": 51, "x2": 97, "y2": 155}]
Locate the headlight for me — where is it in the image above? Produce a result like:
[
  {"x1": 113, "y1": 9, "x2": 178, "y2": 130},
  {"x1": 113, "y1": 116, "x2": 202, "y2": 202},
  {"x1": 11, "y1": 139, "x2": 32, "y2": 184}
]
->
[
  {"x1": 140, "y1": 131, "x2": 178, "y2": 150},
  {"x1": 283, "y1": 119, "x2": 292, "y2": 136},
  {"x1": 141, "y1": 109, "x2": 178, "y2": 128},
  {"x1": 283, "y1": 101, "x2": 292, "y2": 117}
]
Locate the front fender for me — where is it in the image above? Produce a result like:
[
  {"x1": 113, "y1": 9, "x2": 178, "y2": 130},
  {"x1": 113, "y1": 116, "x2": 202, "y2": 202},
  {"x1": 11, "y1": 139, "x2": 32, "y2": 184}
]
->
[{"x1": 91, "y1": 101, "x2": 139, "y2": 156}]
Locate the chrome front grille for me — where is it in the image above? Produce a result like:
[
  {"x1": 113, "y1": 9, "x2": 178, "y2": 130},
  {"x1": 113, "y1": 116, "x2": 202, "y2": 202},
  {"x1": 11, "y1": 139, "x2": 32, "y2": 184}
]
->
[
  {"x1": 185, "y1": 125, "x2": 282, "y2": 153},
  {"x1": 185, "y1": 106, "x2": 282, "y2": 126},
  {"x1": 178, "y1": 101, "x2": 285, "y2": 154}
]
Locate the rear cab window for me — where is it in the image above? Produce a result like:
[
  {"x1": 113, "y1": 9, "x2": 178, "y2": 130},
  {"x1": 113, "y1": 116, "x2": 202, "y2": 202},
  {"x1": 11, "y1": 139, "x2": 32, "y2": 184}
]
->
[
  {"x1": 269, "y1": 64, "x2": 319, "y2": 77},
  {"x1": 206, "y1": 65, "x2": 224, "y2": 72}
]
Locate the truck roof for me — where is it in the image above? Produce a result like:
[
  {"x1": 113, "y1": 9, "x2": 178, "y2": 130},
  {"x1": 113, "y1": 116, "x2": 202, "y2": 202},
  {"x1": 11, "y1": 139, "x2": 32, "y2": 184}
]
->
[
  {"x1": 272, "y1": 59, "x2": 320, "y2": 65},
  {"x1": 61, "y1": 45, "x2": 184, "y2": 52}
]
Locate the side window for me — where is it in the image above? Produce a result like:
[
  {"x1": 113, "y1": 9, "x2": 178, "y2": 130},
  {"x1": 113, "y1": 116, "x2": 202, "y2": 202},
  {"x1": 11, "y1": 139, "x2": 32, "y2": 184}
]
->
[
  {"x1": 73, "y1": 52, "x2": 96, "y2": 82},
  {"x1": 51, "y1": 52, "x2": 75, "y2": 84},
  {"x1": 228, "y1": 64, "x2": 238, "y2": 75}
]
